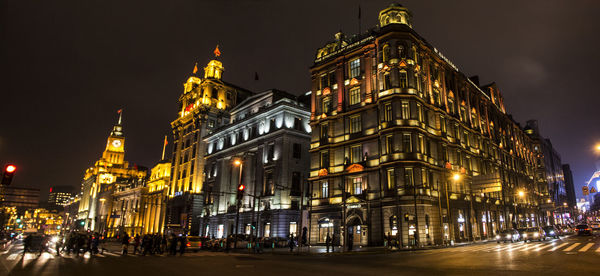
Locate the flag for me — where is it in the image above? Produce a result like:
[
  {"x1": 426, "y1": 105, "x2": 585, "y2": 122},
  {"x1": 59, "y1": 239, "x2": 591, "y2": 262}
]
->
[
  {"x1": 254, "y1": 72, "x2": 259, "y2": 81},
  {"x1": 163, "y1": 135, "x2": 168, "y2": 146},
  {"x1": 192, "y1": 62, "x2": 198, "y2": 74},
  {"x1": 214, "y1": 45, "x2": 221, "y2": 57},
  {"x1": 117, "y1": 109, "x2": 122, "y2": 114}
]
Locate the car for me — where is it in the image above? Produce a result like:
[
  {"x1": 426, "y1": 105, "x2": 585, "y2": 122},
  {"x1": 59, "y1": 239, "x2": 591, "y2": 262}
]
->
[
  {"x1": 590, "y1": 223, "x2": 600, "y2": 231},
  {"x1": 496, "y1": 229, "x2": 520, "y2": 243},
  {"x1": 521, "y1": 227, "x2": 546, "y2": 242},
  {"x1": 186, "y1": 236, "x2": 203, "y2": 252},
  {"x1": 542, "y1": 225, "x2": 560, "y2": 239},
  {"x1": 576, "y1": 224, "x2": 592, "y2": 235}
]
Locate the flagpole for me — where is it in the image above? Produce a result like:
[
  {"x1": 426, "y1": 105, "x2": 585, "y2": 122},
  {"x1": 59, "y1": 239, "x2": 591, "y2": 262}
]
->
[{"x1": 162, "y1": 135, "x2": 167, "y2": 160}]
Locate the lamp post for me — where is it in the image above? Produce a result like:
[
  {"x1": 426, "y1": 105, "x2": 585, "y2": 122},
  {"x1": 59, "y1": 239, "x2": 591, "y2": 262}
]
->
[
  {"x1": 562, "y1": 202, "x2": 568, "y2": 225},
  {"x1": 515, "y1": 190, "x2": 525, "y2": 228},
  {"x1": 445, "y1": 173, "x2": 460, "y2": 245},
  {"x1": 233, "y1": 159, "x2": 243, "y2": 249}
]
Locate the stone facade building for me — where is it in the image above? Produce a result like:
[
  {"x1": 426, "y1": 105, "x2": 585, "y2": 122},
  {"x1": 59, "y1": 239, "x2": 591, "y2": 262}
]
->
[
  {"x1": 166, "y1": 48, "x2": 252, "y2": 235},
  {"x1": 307, "y1": 4, "x2": 557, "y2": 247},
  {"x1": 202, "y1": 89, "x2": 311, "y2": 239}
]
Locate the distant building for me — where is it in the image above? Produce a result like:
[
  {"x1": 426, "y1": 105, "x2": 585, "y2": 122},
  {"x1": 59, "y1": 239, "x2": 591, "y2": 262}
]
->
[
  {"x1": 141, "y1": 159, "x2": 171, "y2": 235},
  {"x1": 202, "y1": 89, "x2": 311, "y2": 239},
  {"x1": 562, "y1": 164, "x2": 576, "y2": 211},
  {"x1": 0, "y1": 186, "x2": 40, "y2": 211},
  {"x1": 76, "y1": 112, "x2": 147, "y2": 233},
  {"x1": 48, "y1": 185, "x2": 75, "y2": 208},
  {"x1": 577, "y1": 198, "x2": 590, "y2": 213}
]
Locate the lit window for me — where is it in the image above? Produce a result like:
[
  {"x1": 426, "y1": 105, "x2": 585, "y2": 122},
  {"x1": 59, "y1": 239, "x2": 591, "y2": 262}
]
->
[
  {"x1": 386, "y1": 135, "x2": 394, "y2": 154},
  {"x1": 401, "y1": 101, "x2": 409, "y2": 119},
  {"x1": 349, "y1": 87, "x2": 361, "y2": 105},
  {"x1": 350, "y1": 145, "x2": 362, "y2": 163},
  {"x1": 384, "y1": 103, "x2": 393, "y2": 122},
  {"x1": 352, "y1": 177, "x2": 363, "y2": 195},
  {"x1": 349, "y1": 58, "x2": 361, "y2": 78},
  {"x1": 322, "y1": 97, "x2": 331, "y2": 114},
  {"x1": 387, "y1": 168, "x2": 395, "y2": 190},
  {"x1": 400, "y1": 70, "x2": 407, "y2": 88},
  {"x1": 322, "y1": 182, "x2": 329, "y2": 198}
]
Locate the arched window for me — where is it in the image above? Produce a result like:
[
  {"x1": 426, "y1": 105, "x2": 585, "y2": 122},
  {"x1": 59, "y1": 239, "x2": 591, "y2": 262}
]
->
[
  {"x1": 383, "y1": 44, "x2": 390, "y2": 62},
  {"x1": 399, "y1": 70, "x2": 408, "y2": 88}
]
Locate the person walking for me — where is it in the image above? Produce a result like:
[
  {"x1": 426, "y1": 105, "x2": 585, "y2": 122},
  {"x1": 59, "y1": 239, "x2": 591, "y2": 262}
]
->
[
  {"x1": 133, "y1": 234, "x2": 141, "y2": 255},
  {"x1": 169, "y1": 234, "x2": 177, "y2": 255},
  {"x1": 347, "y1": 233, "x2": 354, "y2": 252},
  {"x1": 178, "y1": 236, "x2": 187, "y2": 256},
  {"x1": 91, "y1": 234, "x2": 100, "y2": 255},
  {"x1": 325, "y1": 233, "x2": 331, "y2": 253},
  {"x1": 55, "y1": 236, "x2": 63, "y2": 256},
  {"x1": 121, "y1": 233, "x2": 130, "y2": 255},
  {"x1": 23, "y1": 235, "x2": 32, "y2": 255},
  {"x1": 288, "y1": 234, "x2": 295, "y2": 252}
]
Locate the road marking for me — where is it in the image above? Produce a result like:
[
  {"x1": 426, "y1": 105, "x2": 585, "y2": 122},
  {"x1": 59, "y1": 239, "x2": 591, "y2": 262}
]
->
[
  {"x1": 578, "y1": 243, "x2": 594, "y2": 252},
  {"x1": 535, "y1": 242, "x2": 557, "y2": 251},
  {"x1": 563, "y1": 243, "x2": 581, "y2": 252},
  {"x1": 521, "y1": 243, "x2": 544, "y2": 251},
  {"x1": 504, "y1": 243, "x2": 529, "y2": 252},
  {"x1": 549, "y1": 243, "x2": 570, "y2": 251}
]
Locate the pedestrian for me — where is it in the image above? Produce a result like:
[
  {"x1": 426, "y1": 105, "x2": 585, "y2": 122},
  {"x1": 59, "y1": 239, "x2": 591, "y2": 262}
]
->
[
  {"x1": 301, "y1": 227, "x2": 308, "y2": 247},
  {"x1": 169, "y1": 234, "x2": 177, "y2": 255},
  {"x1": 121, "y1": 232, "x2": 130, "y2": 255},
  {"x1": 179, "y1": 236, "x2": 187, "y2": 256},
  {"x1": 386, "y1": 232, "x2": 392, "y2": 249},
  {"x1": 76, "y1": 235, "x2": 85, "y2": 257},
  {"x1": 330, "y1": 233, "x2": 336, "y2": 253},
  {"x1": 91, "y1": 234, "x2": 100, "y2": 255},
  {"x1": 55, "y1": 236, "x2": 63, "y2": 256},
  {"x1": 23, "y1": 234, "x2": 32, "y2": 255},
  {"x1": 133, "y1": 234, "x2": 141, "y2": 255},
  {"x1": 325, "y1": 233, "x2": 331, "y2": 253},
  {"x1": 160, "y1": 235, "x2": 167, "y2": 255},
  {"x1": 288, "y1": 233, "x2": 295, "y2": 252}
]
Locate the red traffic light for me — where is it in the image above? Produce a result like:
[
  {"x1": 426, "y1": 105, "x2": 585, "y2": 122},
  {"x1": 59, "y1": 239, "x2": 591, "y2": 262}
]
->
[
  {"x1": 5, "y1": 165, "x2": 16, "y2": 173},
  {"x1": 238, "y1": 184, "x2": 245, "y2": 191}
]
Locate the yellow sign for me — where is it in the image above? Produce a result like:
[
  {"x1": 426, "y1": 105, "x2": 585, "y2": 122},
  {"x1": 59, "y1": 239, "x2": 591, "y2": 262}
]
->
[{"x1": 591, "y1": 187, "x2": 597, "y2": 193}]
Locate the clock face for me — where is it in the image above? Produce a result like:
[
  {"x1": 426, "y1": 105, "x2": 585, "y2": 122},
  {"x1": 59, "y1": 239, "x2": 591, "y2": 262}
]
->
[{"x1": 112, "y1": 140, "x2": 122, "y2": 148}]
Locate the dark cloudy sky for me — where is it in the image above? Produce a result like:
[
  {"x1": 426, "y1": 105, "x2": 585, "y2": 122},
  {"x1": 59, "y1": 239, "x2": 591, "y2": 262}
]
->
[{"x1": 1, "y1": 0, "x2": 599, "y2": 201}]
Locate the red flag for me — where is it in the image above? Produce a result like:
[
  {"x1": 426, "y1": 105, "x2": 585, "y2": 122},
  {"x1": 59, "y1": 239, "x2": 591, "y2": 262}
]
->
[
  {"x1": 163, "y1": 135, "x2": 168, "y2": 146},
  {"x1": 192, "y1": 62, "x2": 198, "y2": 74},
  {"x1": 117, "y1": 109, "x2": 122, "y2": 114},
  {"x1": 214, "y1": 45, "x2": 221, "y2": 57}
]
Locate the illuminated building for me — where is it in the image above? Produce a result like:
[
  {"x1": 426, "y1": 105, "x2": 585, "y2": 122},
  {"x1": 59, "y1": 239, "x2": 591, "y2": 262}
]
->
[
  {"x1": 22, "y1": 208, "x2": 63, "y2": 235},
  {"x1": 141, "y1": 159, "x2": 171, "y2": 235},
  {"x1": 166, "y1": 47, "x2": 252, "y2": 235},
  {"x1": 562, "y1": 164, "x2": 576, "y2": 214},
  {"x1": 202, "y1": 89, "x2": 311, "y2": 238},
  {"x1": 524, "y1": 120, "x2": 568, "y2": 224},
  {"x1": 0, "y1": 186, "x2": 40, "y2": 211},
  {"x1": 308, "y1": 4, "x2": 556, "y2": 246},
  {"x1": 48, "y1": 185, "x2": 75, "y2": 209},
  {"x1": 77, "y1": 112, "x2": 147, "y2": 234}
]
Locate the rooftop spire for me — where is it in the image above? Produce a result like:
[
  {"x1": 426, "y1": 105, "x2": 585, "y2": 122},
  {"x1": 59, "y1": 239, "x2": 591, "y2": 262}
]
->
[
  {"x1": 117, "y1": 109, "x2": 123, "y2": 125},
  {"x1": 214, "y1": 45, "x2": 221, "y2": 57}
]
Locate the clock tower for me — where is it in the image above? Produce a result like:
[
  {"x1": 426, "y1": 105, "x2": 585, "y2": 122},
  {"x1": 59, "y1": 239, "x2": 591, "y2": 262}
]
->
[{"x1": 102, "y1": 110, "x2": 125, "y2": 165}]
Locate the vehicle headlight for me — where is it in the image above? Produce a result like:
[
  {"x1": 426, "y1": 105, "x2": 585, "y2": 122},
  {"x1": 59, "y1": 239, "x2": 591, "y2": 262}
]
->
[
  {"x1": 506, "y1": 234, "x2": 511, "y2": 239},
  {"x1": 533, "y1": 233, "x2": 539, "y2": 237},
  {"x1": 51, "y1": 237, "x2": 59, "y2": 243},
  {"x1": 522, "y1": 234, "x2": 527, "y2": 238},
  {"x1": 496, "y1": 235, "x2": 500, "y2": 239},
  {"x1": 549, "y1": 231, "x2": 554, "y2": 235}
]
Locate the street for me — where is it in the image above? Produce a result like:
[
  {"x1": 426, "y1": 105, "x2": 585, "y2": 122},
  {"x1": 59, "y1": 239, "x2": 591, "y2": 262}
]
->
[{"x1": 1, "y1": 234, "x2": 599, "y2": 276}]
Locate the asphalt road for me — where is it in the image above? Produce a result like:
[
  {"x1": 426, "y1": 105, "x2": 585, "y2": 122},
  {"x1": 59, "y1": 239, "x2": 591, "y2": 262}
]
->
[{"x1": 1, "y1": 234, "x2": 599, "y2": 276}]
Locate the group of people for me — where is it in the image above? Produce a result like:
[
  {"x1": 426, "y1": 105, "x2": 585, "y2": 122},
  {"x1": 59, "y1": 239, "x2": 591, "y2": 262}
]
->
[
  {"x1": 60, "y1": 232, "x2": 102, "y2": 256},
  {"x1": 121, "y1": 232, "x2": 187, "y2": 256}
]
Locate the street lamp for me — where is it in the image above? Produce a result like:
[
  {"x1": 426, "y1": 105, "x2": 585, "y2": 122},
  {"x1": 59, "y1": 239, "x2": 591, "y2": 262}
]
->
[
  {"x1": 514, "y1": 190, "x2": 525, "y2": 228},
  {"x1": 233, "y1": 158, "x2": 243, "y2": 249}
]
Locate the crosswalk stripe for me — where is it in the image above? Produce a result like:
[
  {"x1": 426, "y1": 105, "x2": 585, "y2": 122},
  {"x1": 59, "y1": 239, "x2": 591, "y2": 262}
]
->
[
  {"x1": 595, "y1": 246, "x2": 600, "y2": 252},
  {"x1": 549, "y1": 243, "x2": 570, "y2": 251},
  {"x1": 505, "y1": 243, "x2": 529, "y2": 252},
  {"x1": 535, "y1": 242, "x2": 558, "y2": 251},
  {"x1": 521, "y1": 243, "x2": 544, "y2": 251},
  {"x1": 563, "y1": 243, "x2": 580, "y2": 252},
  {"x1": 578, "y1": 243, "x2": 594, "y2": 252}
]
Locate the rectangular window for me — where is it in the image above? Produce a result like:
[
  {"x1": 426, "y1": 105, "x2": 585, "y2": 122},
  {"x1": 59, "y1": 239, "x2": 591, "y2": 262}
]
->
[
  {"x1": 289, "y1": 222, "x2": 298, "y2": 236},
  {"x1": 350, "y1": 145, "x2": 362, "y2": 163},
  {"x1": 321, "y1": 181, "x2": 329, "y2": 198},
  {"x1": 349, "y1": 58, "x2": 361, "y2": 78},
  {"x1": 264, "y1": 223, "x2": 271, "y2": 238},
  {"x1": 350, "y1": 115, "x2": 361, "y2": 134},
  {"x1": 291, "y1": 172, "x2": 301, "y2": 195},
  {"x1": 264, "y1": 171, "x2": 274, "y2": 195},
  {"x1": 387, "y1": 168, "x2": 395, "y2": 190},
  {"x1": 403, "y1": 133, "x2": 412, "y2": 152},
  {"x1": 268, "y1": 143, "x2": 275, "y2": 160},
  {"x1": 400, "y1": 71, "x2": 407, "y2": 88},
  {"x1": 417, "y1": 103, "x2": 423, "y2": 122},
  {"x1": 384, "y1": 103, "x2": 393, "y2": 122},
  {"x1": 322, "y1": 97, "x2": 331, "y2": 114},
  {"x1": 385, "y1": 135, "x2": 394, "y2": 154},
  {"x1": 217, "y1": 225, "x2": 224, "y2": 238},
  {"x1": 352, "y1": 177, "x2": 363, "y2": 195},
  {"x1": 401, "y1": 101, "x2": 409, "y2": 119},
  {"x1": 349, "y1": 87, "x2": 361, "y2": 105},
  {"x1": 293, "y1": 143, "x2": 301, "y2": 159},
  {"x1": 404, "y1": 168, "x2": 414, "y2": 187},
  {"x1": 320, "y1": 123, "x2": 328, "y2": 139},
  {"x1": 320, "y1": 151, "x2": 329, "y2": 168},
  {"x1": 418, "y1": 135, "x2": 425, "y2": 153}
]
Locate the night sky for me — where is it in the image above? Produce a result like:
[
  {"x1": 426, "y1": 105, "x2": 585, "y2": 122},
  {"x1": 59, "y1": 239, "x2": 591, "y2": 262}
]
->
[{"x1": 2, "y1": 0, "x2": 599, "y2": 201}]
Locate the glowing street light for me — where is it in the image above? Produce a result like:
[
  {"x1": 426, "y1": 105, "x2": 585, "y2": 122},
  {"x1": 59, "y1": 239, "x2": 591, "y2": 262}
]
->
[
  {"x1": 233, "y1": 159, "x2": 242, "y2": 166},
  {"x1": 452, "y1": 173, "x2": 461, "y2": 181},
  {"x1": 518, "y1": 190, "x2": 525, "y2": 197}
]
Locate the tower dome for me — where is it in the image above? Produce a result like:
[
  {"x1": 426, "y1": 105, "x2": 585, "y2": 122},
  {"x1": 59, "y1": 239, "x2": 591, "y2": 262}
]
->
[{"x1": 379, "y1": 3, "x2": 412, "y2": 28}]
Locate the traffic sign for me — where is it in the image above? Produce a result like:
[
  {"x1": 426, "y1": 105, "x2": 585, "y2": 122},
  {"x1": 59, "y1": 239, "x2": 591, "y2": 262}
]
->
[
  {"x1": 591, "y1": 187, "x2": 597, "y2": 193},
  {"x1": 583, "y1": 186, "x2": 589, "y2": 195}
]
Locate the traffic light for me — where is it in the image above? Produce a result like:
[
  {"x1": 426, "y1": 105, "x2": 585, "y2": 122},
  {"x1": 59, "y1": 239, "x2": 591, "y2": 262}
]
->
[
  {"x1": 1, "y1": 164, "x2": 16, "y2": 185},
  {"x1": 15, "y1": 218, "x2": 21, "y2": 224},
  {"x1": 237, "y1": 184, "x2": 245, "y2": 200}
]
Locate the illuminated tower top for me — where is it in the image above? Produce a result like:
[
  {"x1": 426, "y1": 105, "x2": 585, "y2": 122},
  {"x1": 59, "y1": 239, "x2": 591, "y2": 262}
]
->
[
  {"x1": 379, "y1": 3, "x2": 412, "y2": 28},
  {"x1": 204, "y1": 45, "x2": 224, "y2": 79},
  {"x1": 103, "y1": 110, "x2": 125, "y2": 164}
]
